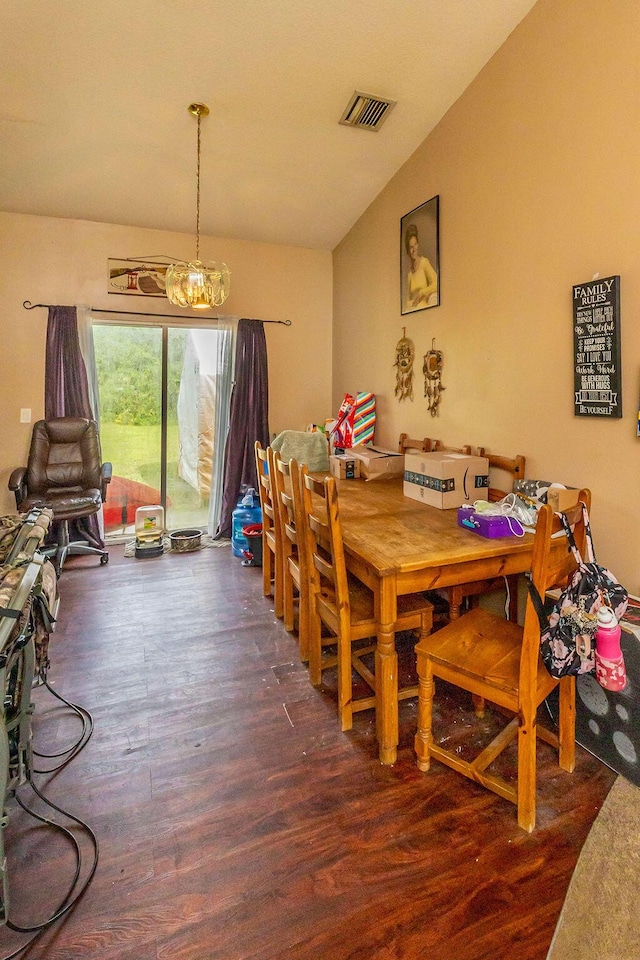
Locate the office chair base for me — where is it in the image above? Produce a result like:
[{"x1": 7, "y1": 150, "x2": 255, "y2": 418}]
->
[
  {"x1": 60, "y1": 542, "x2": 109, "y2": 572},
  {"x1": 42, "y1": 542, "x2": 109, "y2": 575},
  {"x1": 50, "y1": 519, "x2": 109, "y2": 575}
]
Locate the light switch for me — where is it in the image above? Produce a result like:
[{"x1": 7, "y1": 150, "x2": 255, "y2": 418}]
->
[{"x1": 20, "y1": 408, "x2": 31, "y2": 423}]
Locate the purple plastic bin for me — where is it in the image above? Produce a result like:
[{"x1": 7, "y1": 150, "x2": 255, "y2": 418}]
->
[{"x1": 457, "y1": 507, "x2": 523, "y2": 538}]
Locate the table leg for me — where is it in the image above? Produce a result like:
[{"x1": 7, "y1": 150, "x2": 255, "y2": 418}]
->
[{"x1": 375, "y1": 576, "x2": 398, "y2": 765}]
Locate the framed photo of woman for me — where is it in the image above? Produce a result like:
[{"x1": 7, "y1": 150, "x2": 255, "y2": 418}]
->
[{"x1": 400, "y1": 195, "x2": 440, "y2": 314}]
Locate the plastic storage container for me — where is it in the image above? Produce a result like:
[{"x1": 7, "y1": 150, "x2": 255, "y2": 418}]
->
[
  {"x1": 231, "y1": 489, "x2": 262, "y2": 558},
  {"x1": 135, "y1": 504, "x2": 165, "y2": 542},
  {"x1": 134, "y1": 504, "x2": 165, "y2": 559},
  {"x1": 241, "y1": 523, "x2": 263, "y2": 567}
]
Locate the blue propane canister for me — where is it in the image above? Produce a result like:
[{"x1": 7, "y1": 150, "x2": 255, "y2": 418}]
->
[{"x1": 231, "y1": 488, "x2": 262, "y2": 557}]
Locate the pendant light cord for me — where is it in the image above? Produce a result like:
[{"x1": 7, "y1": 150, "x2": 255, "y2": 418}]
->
[{"x1": 195, "y1": 109, "x2": 202, "y2": 262}]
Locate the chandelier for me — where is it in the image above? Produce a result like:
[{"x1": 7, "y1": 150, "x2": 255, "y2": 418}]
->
[{"x1": 165, "y1": 103, "x2": 230, "y2": 309}]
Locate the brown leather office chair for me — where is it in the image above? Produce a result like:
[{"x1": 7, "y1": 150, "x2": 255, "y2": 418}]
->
[{"x1": 9, "y1": 417, "x2": 111, "y2": 574}]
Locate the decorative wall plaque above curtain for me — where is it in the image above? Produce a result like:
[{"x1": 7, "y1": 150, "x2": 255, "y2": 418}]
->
[
  {"x1": 573, "y1": 275, "x2": 621, "y2": 419},
  {"x1": 108, "y1": 258, "x2": 168, "y2": 297}
]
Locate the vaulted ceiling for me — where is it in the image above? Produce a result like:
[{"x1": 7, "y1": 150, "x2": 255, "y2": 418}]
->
[{"x1": 0, "y1": 0, "x2": 537, "y2": 250}]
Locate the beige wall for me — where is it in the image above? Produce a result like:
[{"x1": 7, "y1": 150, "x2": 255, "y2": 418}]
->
[
  {"x1": 333, "y1": 0, "x2": 640, "y2": 593},
  {"x1": 0, "y1": 212, "x2": 332, "y2": 515}
]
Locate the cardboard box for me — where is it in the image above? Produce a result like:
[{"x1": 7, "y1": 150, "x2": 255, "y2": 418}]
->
[
  {"x1": 404, "y1": 451, "x2": 489, "y2": 509},
  {"x1": 329, "y1": 454, "x2": 361, "y2": 480},
  {"x1": 345, "y1": 445, "x2": 405, "y2": 481},
  {"x1": 546, "y1": 486, "x2": 580, "y2": 512}
]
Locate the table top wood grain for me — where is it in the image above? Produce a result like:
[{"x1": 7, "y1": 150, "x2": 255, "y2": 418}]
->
[{"x1": 334, "y1": 477, "x2": 534, "y2": 585}]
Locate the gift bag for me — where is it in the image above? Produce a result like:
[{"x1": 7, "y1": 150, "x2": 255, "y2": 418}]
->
[{"x1": 330, "y1": 392, "x2": 376, "y2": 449}]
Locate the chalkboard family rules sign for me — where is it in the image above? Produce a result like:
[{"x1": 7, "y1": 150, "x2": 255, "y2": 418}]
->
[{"x1": 573, "y1": 275, "x2": 621, "y2": 418}]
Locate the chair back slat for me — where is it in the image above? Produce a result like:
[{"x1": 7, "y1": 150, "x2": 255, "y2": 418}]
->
[
  {"x1": 398, "y1": 434, "x2": 434, "y2": 454},
  {"x1": 299, "y1": 466, "x2": 317, "y2": 587},
  {"x1": 302, "y1": 472, "x2": 343, "y2": 604},
  {"x1": 312, "y1": 550, "x2": 335, "y2": 585},
  {"x1": 254, "y1": 441, "x2": 276, "y2": 531},
  {"x1": 475, "y1": 448, "x2": 526, "y2": 502},
  {"x1": 254, "y1": 441, "x2": 284, "y2": 617},
  {"x1": 272, "y1": 453, "x2": 290, "y2": 540},
  {"x1": 273, "y1": 452, "x2": 308, "y2": 634},
  {"x1": 266, "y1": 446, "x2": 284, "y2": 536},
  {"x1": 274, "y1": 457, "x2": 298, "y2": 548},
  {"x1": 433, "y1": 440, "x2": 474, "y2": 455},
  {"x1": 290, "y1": 459, "x2": 310, "y2": 589},
  {"x1": 324, "y1": 476, "x2": 351, "y2": 617}
]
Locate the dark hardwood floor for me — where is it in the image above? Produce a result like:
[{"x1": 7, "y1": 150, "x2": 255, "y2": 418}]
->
[{"x1": 1, "y1": 544, "x2": 615, "y2": 960}]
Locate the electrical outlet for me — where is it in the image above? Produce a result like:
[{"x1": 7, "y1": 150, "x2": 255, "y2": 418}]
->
[{"x1": 20, "y1": 408, "x2": 31, "y2": 423}]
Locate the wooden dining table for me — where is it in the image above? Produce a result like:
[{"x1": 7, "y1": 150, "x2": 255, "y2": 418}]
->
[{"x1": 333, "y1": 477, "x2": 539, "y2": 765}]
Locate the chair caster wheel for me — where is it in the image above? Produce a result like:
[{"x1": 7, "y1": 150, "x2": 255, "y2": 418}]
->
[{"x1": 100, "y1": 554, "x2": 109, "y2": 565}]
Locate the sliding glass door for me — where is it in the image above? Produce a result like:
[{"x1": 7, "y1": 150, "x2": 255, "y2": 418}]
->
[{"x1": 93, "y1": 323, "x2": 221, "y2": 538}]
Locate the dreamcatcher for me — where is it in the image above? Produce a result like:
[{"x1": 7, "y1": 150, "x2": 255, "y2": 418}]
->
[
  {"x1": 423, "y1": 339, "x2": 445, "y2": 417},
  {"x1": 394, "y1": 328, "x2": 415, "y2": 401}
]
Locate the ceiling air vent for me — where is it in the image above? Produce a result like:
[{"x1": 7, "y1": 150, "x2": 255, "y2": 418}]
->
[{"x1": 339, "y1": 91, "x2": 396, "y2": 132}]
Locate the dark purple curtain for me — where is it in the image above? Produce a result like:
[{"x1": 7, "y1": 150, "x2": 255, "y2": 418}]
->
[
  {"x1": 45, "y1": 306, "x2": 103, "y2": 547},
  {"x1": 45, "y1": 306, "x2": 93, "y2": 419},
  {"x1": 216, "y1": 320, "x2": 270, "y2": 538}
]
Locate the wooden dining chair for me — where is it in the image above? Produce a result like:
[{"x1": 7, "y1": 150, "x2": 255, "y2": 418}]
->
[
  {"x1": 398, "y1": 433, "x2": 433, "y2": 454},
  {"x1": 300, "y1": 465, "x2": 434, "y2": 731},
  {"x1": 447, "y1": 451, "x2": 527, "y2": 622},
  {"x1": 288, "y1": 458, "x2": 314, "y2": 661},
  {"x1": 412, "y1": 441, "x2": 480, "y2": 624},
  {"x1": 414, "y1": 490, "x2": 590, "y2": 832},
  {"x1": 272, "y1": 453, "x2": 308, "y2": 656},
  {"x1": 254, "y1": 441, "x2": 283, "y2": 619},
  {"x1": 477, "y1": 450, "x2": 526, "y2": 503},
  {"x1": 432, "y1": 440, "x2": 474, "y2": 455}
]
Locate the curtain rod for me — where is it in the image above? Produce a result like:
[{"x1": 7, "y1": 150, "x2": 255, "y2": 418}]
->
[{"x1": 22, "y1": 301, "x2": 291, "y2": 325}]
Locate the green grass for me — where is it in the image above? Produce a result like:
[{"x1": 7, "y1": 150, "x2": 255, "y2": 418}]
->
[
  {"x1": 100, "y1": 420, "x2": 163, "y2": 487},
  {"x1": 100, "y1": 420, "x2": 207, "y2": 526}
]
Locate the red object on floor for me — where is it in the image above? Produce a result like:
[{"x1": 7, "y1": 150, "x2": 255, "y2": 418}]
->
[{"x1": 103, "y1": 476, "x2": 167, "y2": 531}]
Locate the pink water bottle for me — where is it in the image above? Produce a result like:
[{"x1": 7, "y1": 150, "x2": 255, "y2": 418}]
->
[{"x1": 595, "y1": 606, "x2": 626, "y2": 691}]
